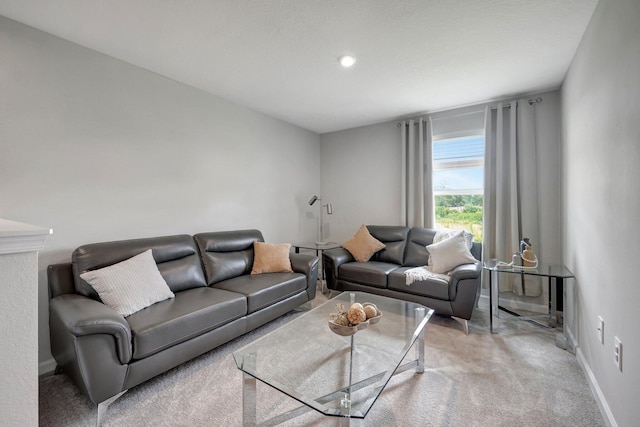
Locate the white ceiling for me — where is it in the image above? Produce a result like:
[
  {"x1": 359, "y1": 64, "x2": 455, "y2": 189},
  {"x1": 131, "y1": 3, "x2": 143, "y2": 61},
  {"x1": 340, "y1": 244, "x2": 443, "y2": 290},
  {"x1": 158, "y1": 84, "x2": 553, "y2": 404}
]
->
[{"x1": 0, "y1": 1, "x2": 598, "y2": 134}]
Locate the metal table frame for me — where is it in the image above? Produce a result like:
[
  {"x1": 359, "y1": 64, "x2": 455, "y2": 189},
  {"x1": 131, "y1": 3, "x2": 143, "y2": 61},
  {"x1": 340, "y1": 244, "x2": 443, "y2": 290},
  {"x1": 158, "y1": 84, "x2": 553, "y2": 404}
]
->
[
  {"x1": 293, "y1": 242, "x2": 341, "y2": 293},
  {"x1": 483, "y1": 262, "x2": 575, "y2": 351}
]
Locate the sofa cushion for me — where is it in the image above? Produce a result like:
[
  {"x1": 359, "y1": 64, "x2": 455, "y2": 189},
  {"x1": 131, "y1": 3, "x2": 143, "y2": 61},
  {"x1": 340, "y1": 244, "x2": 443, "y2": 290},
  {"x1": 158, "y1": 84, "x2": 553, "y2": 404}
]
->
[
  {"x1": 339, "y1": 261, "x2": 399, "y2": 288},
  {"x1": 427, "y1": 231, "x2": 478, "y2": 274},
  {"x1": 367, "y1": 226, "x2": 410, "y2": 265},
  {"x1": 126, "y1": 287, "x2": 246, "y2": 360},
  {"x1": 73, "y1": 234, "x2": 207, "y2": 299},
  {"x1": 251, "y1": 242, "x2": 293, "y2": 274},
  {"x1": 403, "y1": 228, "x2": 437, "y2": 267},
  {"x1": 80, "y1": 249, "x2": 175, "y2": 317},
  {"x1": 388, "y1": 267, "x2": 450, "y2": 300},
  {"x1": 213, "y1": 272, "x2": 307, "y2": 314},
  {"x1": 194, "y1": 230, "x2": 264, "y2": 285}
]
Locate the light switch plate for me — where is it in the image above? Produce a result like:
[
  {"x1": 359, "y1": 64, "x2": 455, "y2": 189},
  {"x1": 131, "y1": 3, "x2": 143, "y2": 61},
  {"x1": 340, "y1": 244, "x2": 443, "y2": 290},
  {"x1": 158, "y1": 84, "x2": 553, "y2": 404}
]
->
[{"x1": 597, "y1": 316, "x2": 604, "y2": 344}]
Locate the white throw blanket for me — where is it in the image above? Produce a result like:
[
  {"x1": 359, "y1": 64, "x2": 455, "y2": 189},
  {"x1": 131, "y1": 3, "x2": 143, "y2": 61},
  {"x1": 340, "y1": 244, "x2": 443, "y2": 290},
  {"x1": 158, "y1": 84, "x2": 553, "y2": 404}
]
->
[{"x1": 404, "y1": 266, "x2": 451, "y2": 286}]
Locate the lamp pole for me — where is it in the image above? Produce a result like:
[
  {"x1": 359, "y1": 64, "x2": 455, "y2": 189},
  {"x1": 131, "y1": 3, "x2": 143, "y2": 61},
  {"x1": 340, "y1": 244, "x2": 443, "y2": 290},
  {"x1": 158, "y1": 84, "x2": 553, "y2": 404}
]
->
[
  {"x1": 308, "y1": 195, "x2": 331, "y2": 245},
  {"x1": 317, "y1": 206, "x2": 326, "y2": 245}
]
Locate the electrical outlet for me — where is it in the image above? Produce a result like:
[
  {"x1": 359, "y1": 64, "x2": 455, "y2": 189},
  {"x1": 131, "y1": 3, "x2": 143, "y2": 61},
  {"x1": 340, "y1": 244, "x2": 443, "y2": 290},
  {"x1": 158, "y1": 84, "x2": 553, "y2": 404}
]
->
[
  {"x1": 614, "y1": 336, "x2": 622, "y2": 371},
  {"x1": 597, "y1": 316, "x2": 604, "y2": 344}
]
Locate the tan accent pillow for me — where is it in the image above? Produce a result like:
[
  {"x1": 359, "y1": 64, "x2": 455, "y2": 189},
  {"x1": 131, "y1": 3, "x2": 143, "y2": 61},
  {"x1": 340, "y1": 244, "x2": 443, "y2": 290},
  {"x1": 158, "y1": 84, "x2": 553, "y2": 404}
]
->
[
  {"x1": 342, "y1": 224, "x2": 386, "y2": 262},
  {"x1": 251, "y1": 241, "x2": 293, "y2": 274}
]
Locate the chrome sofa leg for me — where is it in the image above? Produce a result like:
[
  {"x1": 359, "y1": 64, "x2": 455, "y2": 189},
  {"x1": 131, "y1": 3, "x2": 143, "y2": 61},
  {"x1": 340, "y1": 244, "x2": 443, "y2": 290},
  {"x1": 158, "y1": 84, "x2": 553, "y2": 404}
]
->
[
  {"x1": 96, "y1": 390, "x2": 127, "y2": 426},
  {"x1": 452, "y1": 317, "x2": 469, "y2": 335}
]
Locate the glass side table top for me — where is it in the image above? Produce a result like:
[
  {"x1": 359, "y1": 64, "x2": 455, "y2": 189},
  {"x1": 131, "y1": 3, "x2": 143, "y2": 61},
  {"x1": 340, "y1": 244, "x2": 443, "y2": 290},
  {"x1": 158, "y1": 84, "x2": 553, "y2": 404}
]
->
[
  {"x1": 292, "y1": 242, "x2": 341, "y2": 251},
  {"x1": 482, "y1": 260, "x2": 574, "y2": 278},
  {"x1": 233, "y1": 292, "x2": 433, "y2": 421}
]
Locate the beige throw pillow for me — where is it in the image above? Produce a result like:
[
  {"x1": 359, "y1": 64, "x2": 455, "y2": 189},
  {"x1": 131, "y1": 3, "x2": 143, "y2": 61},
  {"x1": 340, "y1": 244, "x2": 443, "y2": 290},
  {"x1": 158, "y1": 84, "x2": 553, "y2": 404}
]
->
[
  {"x1": 426, "y1": 231, "x2": 478, "y2": 274},
  {"x1": 342, "y1": 224, "x2": 386, "y2": 262},
  {"x1": 79, "y1": 249, "x2": 175, "y2": 317},
  {"x1": 251, "y1": 242, "x2": 293, "y2": 274}
]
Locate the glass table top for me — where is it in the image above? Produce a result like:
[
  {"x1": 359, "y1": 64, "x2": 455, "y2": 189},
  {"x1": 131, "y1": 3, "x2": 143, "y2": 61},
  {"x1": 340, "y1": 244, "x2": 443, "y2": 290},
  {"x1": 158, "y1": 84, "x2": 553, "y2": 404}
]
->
[
  {"x1": 233, "y1": 291, "x2": 432, "y2": 419},
  {"x1": 292, "y1": 242, "x2": 341, "y2": 250},
  {"x1": 482, "y1": 260, "x2": 574, "y2": 278}
]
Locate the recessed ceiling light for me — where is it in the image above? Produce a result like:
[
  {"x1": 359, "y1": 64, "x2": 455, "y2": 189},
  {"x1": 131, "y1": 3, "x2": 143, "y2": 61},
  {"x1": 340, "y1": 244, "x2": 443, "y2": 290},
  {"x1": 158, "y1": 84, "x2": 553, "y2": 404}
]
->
[{"x1": 338, "y1": 55, "x2": 356, "y2": 68}]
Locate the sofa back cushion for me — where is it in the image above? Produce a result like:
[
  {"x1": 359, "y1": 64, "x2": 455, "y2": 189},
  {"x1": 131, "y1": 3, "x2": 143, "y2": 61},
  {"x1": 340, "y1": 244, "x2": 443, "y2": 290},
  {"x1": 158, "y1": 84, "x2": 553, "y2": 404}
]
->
[
  {"x1": 470, "y1": 242, "x2": 482, "y2": 262},
  {"x1": 366, "y1": 226, "x2": 410, "y2": 265},
  {"x1": 73, "y1": 234, "x2": 207, "y2": 299},
  {"x1": 404, "y1": 227, "x2": 437, "y2": 267},
  {"x1": 194, "y1": 229, "x2": 264, "y2": 285}
]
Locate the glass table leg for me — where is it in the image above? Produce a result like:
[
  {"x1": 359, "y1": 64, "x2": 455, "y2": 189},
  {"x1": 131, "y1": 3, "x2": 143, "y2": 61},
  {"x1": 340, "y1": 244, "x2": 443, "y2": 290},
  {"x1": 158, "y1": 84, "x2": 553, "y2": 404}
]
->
[
  {"x1": 549, "y1": 277, "x2": 558, "y2": 328},
  {"x1": 242, "y1": 353, "x2": 257, "y2": 427},
  {"x1": 415, "y1": 307, "x2": 426, "y2": 373},
  {"x1": 338, "y1": 416, "x2": 351, "y2": 426}
]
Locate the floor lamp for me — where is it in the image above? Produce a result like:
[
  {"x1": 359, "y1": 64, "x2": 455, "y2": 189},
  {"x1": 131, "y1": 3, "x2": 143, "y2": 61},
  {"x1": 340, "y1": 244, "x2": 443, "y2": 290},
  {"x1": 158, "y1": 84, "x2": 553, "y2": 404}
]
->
[{"x1": 308, "y1": 195, "x2": 332, "y2": 245}]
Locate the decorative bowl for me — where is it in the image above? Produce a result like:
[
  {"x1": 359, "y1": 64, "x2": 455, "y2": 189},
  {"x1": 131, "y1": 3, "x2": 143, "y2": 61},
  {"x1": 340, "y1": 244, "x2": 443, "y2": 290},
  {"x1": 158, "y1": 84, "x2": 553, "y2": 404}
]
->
[{"x1": 328, "y1": 319, "x2": 369, "y2": 336}]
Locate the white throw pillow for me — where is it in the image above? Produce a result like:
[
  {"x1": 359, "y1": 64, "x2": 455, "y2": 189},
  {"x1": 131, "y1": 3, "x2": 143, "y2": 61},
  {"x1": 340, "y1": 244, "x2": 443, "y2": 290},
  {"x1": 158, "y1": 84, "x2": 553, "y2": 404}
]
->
[
  {"x1": 426, "y1": 231, "x2": 478, "y2": 274},
  {"x1": 80, "y1": 249, "x2": 175, "y2": 317},
  {"x1": 434, "y1": 229, "x2": 474, "y2": 249},
  {"x1": 428, "y1": 229, "x2": 474, "y2": 266}
]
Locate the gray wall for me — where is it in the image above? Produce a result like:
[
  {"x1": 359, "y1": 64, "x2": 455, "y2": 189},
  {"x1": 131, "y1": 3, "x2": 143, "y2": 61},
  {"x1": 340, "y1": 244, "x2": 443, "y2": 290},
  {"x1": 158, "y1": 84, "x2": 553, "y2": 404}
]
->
[
  {"x1": 561, "y1": 0, "x2": 640, "y2": 425},
  {"x1": 0, "y1": 16, "x2": 321, "y2": 373},
  {"x1": 319, "y1": 121, "x2": 402, "y2": 240}
]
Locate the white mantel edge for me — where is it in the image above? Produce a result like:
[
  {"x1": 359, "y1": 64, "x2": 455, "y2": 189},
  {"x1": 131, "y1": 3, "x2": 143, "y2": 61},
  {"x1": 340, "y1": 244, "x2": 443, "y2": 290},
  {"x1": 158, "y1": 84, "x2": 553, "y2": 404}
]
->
[{"x1": 0, "y1": 218, "x2": 53, "y2": 255}]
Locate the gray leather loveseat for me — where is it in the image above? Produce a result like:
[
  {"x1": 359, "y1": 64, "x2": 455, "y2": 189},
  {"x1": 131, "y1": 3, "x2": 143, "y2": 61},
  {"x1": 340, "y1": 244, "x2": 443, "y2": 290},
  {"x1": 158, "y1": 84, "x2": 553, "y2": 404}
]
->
[
  {"x1": 323, "y1": 225, "x2": 481, "y2": 333},
  {"x1": 48, "y1": 229, "x2": 317, "y2": 422}
]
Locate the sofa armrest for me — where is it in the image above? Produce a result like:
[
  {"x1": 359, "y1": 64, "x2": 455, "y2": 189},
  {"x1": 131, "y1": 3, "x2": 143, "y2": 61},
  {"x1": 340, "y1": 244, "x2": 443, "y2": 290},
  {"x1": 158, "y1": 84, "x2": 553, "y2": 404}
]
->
[
  {"x1": 450, "y1": 262, "x2": 481, "y2": 282},
  {"x1": 50, "y1": 294, "x2": 132, "y2": 364},
  {"x1": 290, "y1": 253, "x2": 319, "y2": 300},
  {"x1": 322, "y1": 248, "x2": 354, "y2": 290},
  {"x1": 448, "y1": 262, "x2": 481, "y2": 301}
]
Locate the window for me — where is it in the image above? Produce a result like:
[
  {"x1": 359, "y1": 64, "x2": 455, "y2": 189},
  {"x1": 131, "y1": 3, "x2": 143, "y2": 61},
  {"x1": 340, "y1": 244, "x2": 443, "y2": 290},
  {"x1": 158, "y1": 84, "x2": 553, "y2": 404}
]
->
[{"x1": 432, "y1": 135, "x2": 484, "y2": 240}]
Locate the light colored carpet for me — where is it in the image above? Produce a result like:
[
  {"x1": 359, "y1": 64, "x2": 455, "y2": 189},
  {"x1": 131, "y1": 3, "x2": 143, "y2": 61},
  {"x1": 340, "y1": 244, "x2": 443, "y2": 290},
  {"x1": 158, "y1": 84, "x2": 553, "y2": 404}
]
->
[{"x1": 39, "y1": 290, "x2": 604, "y2": 426}]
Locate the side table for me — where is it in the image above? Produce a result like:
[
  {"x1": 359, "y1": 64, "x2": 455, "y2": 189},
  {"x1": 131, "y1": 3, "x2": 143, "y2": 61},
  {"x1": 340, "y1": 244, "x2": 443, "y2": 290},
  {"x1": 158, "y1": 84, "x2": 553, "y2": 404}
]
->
[
  {"x1": 292, "y1": 242, "x2": 341, "y2": 294},
  {"x1": 483, "y1": 261, "x2": 575, "y2": 352}
]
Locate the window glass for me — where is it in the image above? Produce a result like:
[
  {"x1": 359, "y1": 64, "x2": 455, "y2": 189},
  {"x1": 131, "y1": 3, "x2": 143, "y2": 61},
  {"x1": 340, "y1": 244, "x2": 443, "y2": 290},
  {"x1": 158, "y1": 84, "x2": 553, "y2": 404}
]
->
[{"x1": 432, "y1": 135, "x2": 484, "y2": 240}]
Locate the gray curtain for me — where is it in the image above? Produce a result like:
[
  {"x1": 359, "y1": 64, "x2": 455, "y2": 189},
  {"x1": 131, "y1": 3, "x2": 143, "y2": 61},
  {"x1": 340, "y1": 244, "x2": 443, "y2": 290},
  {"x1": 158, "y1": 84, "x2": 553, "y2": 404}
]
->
[
  {"x1": 400, "y1": 117, "x2": 435, "y2": 228},
  {"x1": 482, "y1": 100, "x2": 541, "y2": 295}
]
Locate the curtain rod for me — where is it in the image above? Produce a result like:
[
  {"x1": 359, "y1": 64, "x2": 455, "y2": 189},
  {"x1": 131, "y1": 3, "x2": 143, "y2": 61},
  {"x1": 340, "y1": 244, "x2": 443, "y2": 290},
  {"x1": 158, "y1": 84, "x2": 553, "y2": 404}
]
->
[
  {"x1": 397, "y1": 97, "x2": 543, "y2": 126},
  {"x1": 490, "y1": 97, "x2": 543, "y2": 109}
]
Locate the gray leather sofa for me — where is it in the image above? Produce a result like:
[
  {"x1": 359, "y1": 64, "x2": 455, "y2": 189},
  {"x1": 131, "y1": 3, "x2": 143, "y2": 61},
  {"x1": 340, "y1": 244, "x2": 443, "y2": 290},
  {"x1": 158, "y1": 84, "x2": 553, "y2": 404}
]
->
[
  {"x1": 48, "y1": 229, "x2": 317, "y2": 421},
  {"x1": 323, "y1": 226, "x2": 481, "y2": 333}
]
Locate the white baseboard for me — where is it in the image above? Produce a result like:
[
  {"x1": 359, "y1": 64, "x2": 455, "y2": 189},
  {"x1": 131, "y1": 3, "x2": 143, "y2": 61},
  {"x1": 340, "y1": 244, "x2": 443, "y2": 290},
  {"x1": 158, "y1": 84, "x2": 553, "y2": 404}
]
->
[
  {"x1": 39, "y1": 358, "x2": 57, "y2": 376},
  {"x1": 575, "y1": 346, "x2": 617, "y2": 427}
]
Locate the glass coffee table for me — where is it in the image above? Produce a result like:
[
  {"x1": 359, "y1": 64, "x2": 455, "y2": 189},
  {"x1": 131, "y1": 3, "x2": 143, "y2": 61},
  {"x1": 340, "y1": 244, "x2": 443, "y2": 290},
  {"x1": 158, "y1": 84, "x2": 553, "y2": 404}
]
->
[{"x1": 233, "y1": 292, "x2": 433, "y2": 426}]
